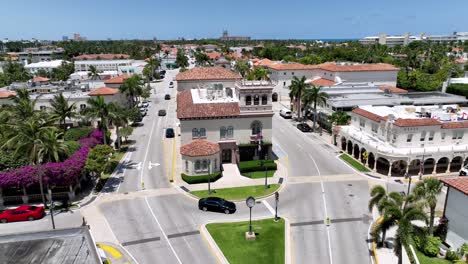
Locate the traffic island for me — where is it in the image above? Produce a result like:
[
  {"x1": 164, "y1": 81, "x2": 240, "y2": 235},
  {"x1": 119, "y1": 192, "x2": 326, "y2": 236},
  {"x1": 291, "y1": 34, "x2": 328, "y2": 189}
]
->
[
  {"x1": 190, "y1": 184, "x2": 280, "y2": 201},
  {"x1": 206, "y1": 218, "x2": 285, "y2": 264}
]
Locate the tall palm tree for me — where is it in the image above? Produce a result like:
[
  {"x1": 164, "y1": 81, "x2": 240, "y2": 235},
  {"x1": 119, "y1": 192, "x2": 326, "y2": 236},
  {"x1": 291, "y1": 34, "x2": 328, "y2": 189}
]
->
[
  {"x1": 328, "y1": 111, "x2": 350, "y2": 126},
  {"x1": 85, "y1": 96, "x2": 116, "y2": 145},
  {"x1": 302, "y1": 85, "x2": 328, "y2": 131},
  {"x1": 108, "y1": 105, "x2": 129, "y2": 150},
  {"x1": 88, "y1": 65, "x2": 100, "y2": 80},
  {"x1": 368, "y1": 185, "x2": 404, "y2": 245},
  {"x1": 288, "y1": 76, "x2": 309, "y2": 119},
  {"x1": 413, "y1": 177, "x2": 443, "y2": 235},
  {"x1": 119, "y1": 75, "x2": 143, "y2": 108},
  {"x1": 37, "y1": 130, "x2": 72, "y2": 164},
  {"x1": 49, "y1": 93, "x2": 77, "y2": 127},
  {"x1": 8, "y1": 88, "x2": 37, "y2": 121}
]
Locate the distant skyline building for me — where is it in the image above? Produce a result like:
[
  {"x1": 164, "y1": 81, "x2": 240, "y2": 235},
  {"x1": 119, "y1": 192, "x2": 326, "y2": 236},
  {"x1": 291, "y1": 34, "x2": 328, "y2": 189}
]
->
[
  {"x1": 360, "y1": 32, "x2": 468, "y2": 46},
  {"x1": 73, "y1": 33, "x2": 86, "y2": 41},
  {"x1": 220, "y1": 30, "x2": 250, "y2": 41},
  {"x1": 62, "y1": 35, "x2": 69, "y2": 41}
]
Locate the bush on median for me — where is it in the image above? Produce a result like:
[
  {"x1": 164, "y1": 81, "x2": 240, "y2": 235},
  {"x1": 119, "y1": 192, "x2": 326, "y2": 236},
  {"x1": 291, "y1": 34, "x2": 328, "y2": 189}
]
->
[
  {"x1": 238, "y1": 160, "x2": 277, "y2": 173},
  {"x1": 64, "y1": 127, "x2": 94, "y2": 141},
  {"x1": 181, "y1": 172, "x2": 222, "y2": 184}
]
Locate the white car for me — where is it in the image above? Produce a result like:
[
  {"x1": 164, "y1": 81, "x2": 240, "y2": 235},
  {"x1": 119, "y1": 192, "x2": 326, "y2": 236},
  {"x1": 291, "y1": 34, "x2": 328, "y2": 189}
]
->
[
  {"x1": 460, "y1": 164, "x2": 468, "y2": 176},
  {"x1": 141, "y1": 101, "x2": 149, "y2": 108},
  {"x1": 279, "y1": 108, "x2": 292, "y2": 119},
  {"x1": 139, "y1": 107, "x2": 147, "y2": 116}
]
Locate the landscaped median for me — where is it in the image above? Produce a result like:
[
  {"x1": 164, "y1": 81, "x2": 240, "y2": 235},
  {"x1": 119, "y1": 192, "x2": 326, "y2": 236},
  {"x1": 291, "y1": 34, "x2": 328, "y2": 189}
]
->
[
  {"x1": 206, "y1": 218, "x2": 285, "y2": 264},
  {"x1": 339, "y1": 153, "x2": 370, "y2": 172},
  {"x1": 181, "y1": 172, "x2": 222, "y2": 184},
  {"x1": 191, "y1": 184, "x2": 280, "y2": 201}
]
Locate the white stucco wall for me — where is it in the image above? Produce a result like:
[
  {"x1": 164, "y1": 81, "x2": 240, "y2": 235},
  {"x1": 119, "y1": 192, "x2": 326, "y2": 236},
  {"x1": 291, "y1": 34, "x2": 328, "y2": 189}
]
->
[
  {"x1": 445, "y1": 187, "x2": 468, "y2": 249},
  {"x1": 336, "y1": 71, "x2": 398, "y2": 86},
  {"x1": 177, "y1": 80, "x2": 237, "y2": 91},
  {"x1": 182, "y1": 154, "x2": 220, "y2": 176}
]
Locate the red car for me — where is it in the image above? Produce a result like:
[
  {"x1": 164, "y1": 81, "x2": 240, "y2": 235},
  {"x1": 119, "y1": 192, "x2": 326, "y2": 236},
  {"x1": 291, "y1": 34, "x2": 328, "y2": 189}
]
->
[{"x1": 0, "y1": 205, "x2": 45, "y2": 223}]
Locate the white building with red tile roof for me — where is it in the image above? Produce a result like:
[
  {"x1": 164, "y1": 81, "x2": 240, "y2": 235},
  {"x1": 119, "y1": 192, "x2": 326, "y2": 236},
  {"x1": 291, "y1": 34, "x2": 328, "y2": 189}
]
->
[
  {"x1": 175, "y1": 66, "x2": 241, "y2": 91},
  {"x1": 441, "y1": 177, "x2": 468, "y2": 249},
  {"x1": 177, "y1": 80, "x2": 274, "y2": 176},
  {"x1": 337, "y1": 104, "x2": 468, "y2": 177}
]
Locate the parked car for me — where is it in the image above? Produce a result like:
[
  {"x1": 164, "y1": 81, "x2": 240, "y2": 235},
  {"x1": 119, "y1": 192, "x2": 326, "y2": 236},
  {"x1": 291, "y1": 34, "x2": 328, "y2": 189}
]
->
[
  {"x1": 198, "y1": 197, "x2": 236, "y2": 214},
  {"x1": 158, "y1": 109, "x2": 167, "y2": 116},
  {"x1": 165, "y1": 128, "x2": 175, "y2": 138},
  {"x1": 459, "y1": 165, "x2": 468, "y2": 176},
  {"x1": 165, "y1": 94, "x2": 171, "y2": 100},
  {"x1": 0, "y1": 205, "x2": 45, "y2": 223},
  {"x1": 141, "y1": 101, "x2": 150, "y2": 108},
  {"x1": 297, "y1": 123, "x2": 312, "y2": 132},
  {"x1": 279, "y1": 108, "x2": 292, "y2": 119},
  {"x1": 139, "y1": 107, "x2": 147, "y2": 116},
  {"x1": 169, "y1": 81, "x2": 174, "y2": 88}
]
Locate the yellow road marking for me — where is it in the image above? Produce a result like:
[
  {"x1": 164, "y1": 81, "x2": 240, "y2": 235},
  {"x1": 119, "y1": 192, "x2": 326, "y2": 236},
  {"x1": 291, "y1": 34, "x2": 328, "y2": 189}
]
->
[{"x1": 98, "y1": 244, "x2": 122, "y2": 259}]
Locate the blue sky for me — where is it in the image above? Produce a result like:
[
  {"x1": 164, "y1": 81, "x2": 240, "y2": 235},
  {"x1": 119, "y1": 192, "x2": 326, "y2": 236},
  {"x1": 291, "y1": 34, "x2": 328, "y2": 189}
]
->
[{"x1": 1, "y1": 0, "x2": 467, "y2": 40}]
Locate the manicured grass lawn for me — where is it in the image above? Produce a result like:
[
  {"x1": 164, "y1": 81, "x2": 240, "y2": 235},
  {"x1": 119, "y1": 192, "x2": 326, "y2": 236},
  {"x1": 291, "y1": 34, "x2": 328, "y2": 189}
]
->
[
  {"x1": 101, "y1": 150, "x2": 126, "y2": 179},
  {"x1": 206, "y1": 218, "x2": 285, "y2": 264},
  {"x1": 242, "y1": 170, "x2": 276, "y2": 179},
  {"x1": 339, "y1": 154, "x2": 370, "y2": 172},
  {"x1": 414, "y1": 248, "x2": 452, "y2": 264},
  {"x1": 191, "y1": 184, "x2": 280, "y2": 200}
]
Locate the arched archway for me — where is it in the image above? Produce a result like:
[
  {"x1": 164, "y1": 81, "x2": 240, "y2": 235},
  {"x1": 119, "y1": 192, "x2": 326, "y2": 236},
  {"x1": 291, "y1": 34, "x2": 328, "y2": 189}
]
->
[
  {"x1": 360, "y1": 148, "x2": 367, "y2": 164},
  {"x1": 423, "y1": 158, "x2": 435, "y2": 175},
  {"x1": 450, "y1": 156, "x2": 463, "y2": 172},
  {"x1": 376, "y1": 157, "x2": 390, "y2": 175},
  {"x1": 391, "y1": 160, "x2": 408, "y2": 177},
  {"x1": 340, "y1": 137, "x2": 347, "y2": 151},
  {"x1": 347, "y1": 140, "x2": 353, "y2": 155},
  {"x1": 353, "y1": 144, "x2": 360, "y2": 159},
  {"x1": 408, "y1": 159, "x2": 421, "y2": 176},
  {"x1": 436, "y1": 157, "x2": 449, "y2": 174},
  {"x1": 368, "y1": 153, "x2": 376, "y2": 170}
]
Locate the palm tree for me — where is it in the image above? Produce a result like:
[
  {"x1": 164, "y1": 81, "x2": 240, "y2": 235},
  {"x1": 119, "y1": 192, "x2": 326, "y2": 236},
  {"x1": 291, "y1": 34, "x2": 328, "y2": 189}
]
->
[
  {"x1": 368, "y1": 185, "x2": 404, "y2": 245},
  {"x1": 49, "y1": 93, "x2": 77, "y2": 128},
  {"x1": 234, "y1": 59, "x2": 250, "y2": 77},
  {"x1": 8, "y1": 88, "x2": 37, "y2": 121},
  {"x1": 85, "y1": 96, "x2": 116, "y2": 145},
  {"x1": 119, "y1": 75, "x2": 143, "y2": 108},
  {"x1": 328, "y1": 111, "x2": 350, "y2": 126},
  {"x1": 108, "y1": 105, "x2": 129, "y2": 150},
  {"x1": 302, "y1": 85, "x2": 328, "y2": 131},
  {"x1": 413, "y1": 177, "x2": 443, "y2": 235},
  {"x1": 288, "y1": 76, "x2": 309, "y2": 119},
  {"x1": 88, "y1": 65, "x2": 100, "y2": 80},
  {"x1": 37, "y1": 129, "x2": 72, "y2": 164}
]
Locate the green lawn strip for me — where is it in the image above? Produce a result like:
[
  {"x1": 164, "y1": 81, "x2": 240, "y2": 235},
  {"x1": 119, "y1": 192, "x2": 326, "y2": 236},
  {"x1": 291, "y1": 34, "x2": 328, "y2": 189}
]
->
[
  {"x1": 191, "y1": 184, "x2": 280, "y2": 200},
  {"x1": 101, "y1": 150, "x2": 127, "y2": 179},
  {"x1": 206, "y1": 218, "x2": 285, "y2": 264},
  {"x1": 339, "y1": 153, "x2": 370, "y2": 172},
  {"x1": 242, "y1": 170, "x2": 276, "y2": 179},
  {"x1": 414, "y1": 248, "x2": 452, "y2": 264}
]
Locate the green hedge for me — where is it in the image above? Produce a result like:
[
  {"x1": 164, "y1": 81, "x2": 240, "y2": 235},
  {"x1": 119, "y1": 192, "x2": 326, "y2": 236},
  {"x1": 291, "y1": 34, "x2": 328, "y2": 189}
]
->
[
  {"x1": 66, "y1": 140, "x2": 81, "y2": 154},
  {"x1": 239, "y1": 160, "x2": 277, "y2": 173},
  {"x1": 182, "y1": 172, "x2": 222, "y2": 184},
  {"x1": 64, "y1": 127, "x2": 93, "y2": 141},
  {"x1": 447, "y1": 83, "x2": 468, "y2": 98}
]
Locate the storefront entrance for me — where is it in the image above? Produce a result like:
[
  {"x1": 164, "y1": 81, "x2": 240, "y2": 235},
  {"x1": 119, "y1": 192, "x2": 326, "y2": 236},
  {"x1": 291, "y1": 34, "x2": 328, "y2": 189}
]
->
[{"x1": 222, "y1": 149, "x2": 232, "y2": 163}]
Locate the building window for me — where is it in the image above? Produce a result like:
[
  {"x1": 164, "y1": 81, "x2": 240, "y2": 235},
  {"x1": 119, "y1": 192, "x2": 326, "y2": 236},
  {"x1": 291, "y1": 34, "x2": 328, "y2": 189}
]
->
[
  {"x1": 371, "y1": 123, "x2": 378, "y2": 133},
  {"x1": 199, "y1": 128, "x2": 206, "y2": 138},
  {"x1": 214, "y1": 159, "x2": 217, "y2": 170},
  {"x1": 292, "y1": 72, "x2": 295, "y2": 75},
  {"x1": 226, "y1": 87, "x2": 233, "y2": 98},
  {"x1": 253, "y1": 95, "x2": 260, "y2": 105},
  {"x1": 192, "y1": 128, "x2": 198, "y2": 139},
  {"x1": 227, "y1": 126, "x2": 234, "y2": 138},
  {"x1": 202, "y1": 160, "x2": 208, "y2": 171},
  {"x1": 251, "y1": 121, "x2": 262, "y2": 136},
  {"x1": 392, "y1": 133, "x2": 397, "y2": 143},
  {"x1": 220, "y1": 126, "x2": 227, "y2": 139},
  {"x1": 452, "y1": 131, "x2": 457, "y2": 140},
  {"x1": 185, "y1": 160, "x2": 189, "y2": 173},
  {"x1": 245, "y1": 95, "x2": 252, "y2": 105},
  {"x1": 261, "y1": 94, "x2": 268, "y2": 105},
  {"x1": 283, "y1": 72, "x2": 286, "y2": 75},
  {"x1": 407, "y1": 134, "x2": 413, "y2": 142},
  {"x1": 195, "y1": 160, "x2": 201, "y2": 172},
  {"x1": 441, "y1": 132, "x2": 446, "y2": 140},
  {"x1": 359, "y1": 118, "x2": 365, "y2": 128},
  {"x1": 420, "y1": 131, "x2": 426, "y2": 141},
  {"x1": 428, "y1": 131, "x2": 434, "y2": 141},
  {"x1": 456, "y1": 131, "x2": 464, "y2": 139}
]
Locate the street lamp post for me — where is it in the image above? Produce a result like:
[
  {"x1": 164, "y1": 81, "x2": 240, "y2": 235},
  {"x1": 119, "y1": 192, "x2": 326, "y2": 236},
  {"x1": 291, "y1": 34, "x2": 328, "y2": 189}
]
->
[
  {"x1": 264, "y1": 154, "x2": 269, "y2": 189},
  {"x1": 208, "y1": 160, "x2": 212, "y2": 195},
  {"x1": 246, "y1": 196, "x2": 256, "y2": 236},
  {"x1": 47, "y1": 187, "x2": 56, "y2": 230},
  {"x1": 274, "y1": 192, "x2": 279, "y2": 221}
]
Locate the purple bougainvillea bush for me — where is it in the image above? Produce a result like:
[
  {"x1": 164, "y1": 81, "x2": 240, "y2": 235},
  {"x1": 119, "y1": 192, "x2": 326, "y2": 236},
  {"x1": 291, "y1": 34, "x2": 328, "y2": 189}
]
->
[{"x1": 0, "y1": 129, "x2": 103, "y2": 189}]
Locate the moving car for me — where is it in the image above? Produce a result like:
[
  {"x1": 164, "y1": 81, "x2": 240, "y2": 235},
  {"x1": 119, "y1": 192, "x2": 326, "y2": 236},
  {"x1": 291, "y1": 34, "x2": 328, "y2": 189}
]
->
[
  {"x1": 158, "y1": 109, "x2": 167, "y2": 116},
  {"x1": 279, "y1": 108, "x2": 292, "y2": 119},
  {"x1": 169, "y1": 81, "x2": 174, "y2": 88},
  {"x1": 165, "y1": 128, "x2": 175, "y2": 138},
  {"x1": 198, "y1": 197, "x2": 236, "y2": 214},
  {"x1": 0, "y1": 205, "x2": 45, "y2": 223},
  {"x1": 297, "y1": 123, "x2": 312, "y2": 132},
  {"x1": 459, "y1": 165, "x2": 468, "y2": 176},
  {"x1": 165, "y1": 94, "x2": 171, "y2": 100}
]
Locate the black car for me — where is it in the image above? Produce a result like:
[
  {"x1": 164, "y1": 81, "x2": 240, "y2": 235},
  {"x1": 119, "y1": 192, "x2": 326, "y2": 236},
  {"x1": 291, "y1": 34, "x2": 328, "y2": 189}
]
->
[
  {"x1": 165, "y1": 94, "x2": 171, "y2": 100},
  {"x1": 198, "y1": 197, "x2": 236, "y2": 214},
  {"x1": 297, "y1": 123, "x2": 312, "y2": 132},
  {"x1": 165, "y1": 128, "x2": 175, "y2": 138},
  {"x1": 158, "y1": 109, "x2": 167, "y2": 116}
]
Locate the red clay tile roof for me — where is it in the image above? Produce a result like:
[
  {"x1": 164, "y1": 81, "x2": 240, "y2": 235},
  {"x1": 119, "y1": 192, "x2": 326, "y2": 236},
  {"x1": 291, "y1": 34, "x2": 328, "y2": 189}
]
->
[
  {"x1": 74, "y1": 54, "x2": 130, "y2": 60},
  {"x1": 441, "y1": 121, "x2": 468, "y2": 129},
  {"x1": 441, "y1": 177, "x2": 468, "y2": 195},
  {"x1": 206, "y1": 52, "x2": 222, "y2": 60},
  {"x1": 32, "y1": 76, "x2": 50, "y2": 82},
  {"x1": 254, "y1": 58, "x2": 274, "y2": 67},
  {"x1": 180, "y1": 139, "x2": 220, "y2": 157},
  {"x1": 317, "y1": 62, "x2": 399, "y2": 72},
  {"x1": 88, "y1": 87, "x2": 119, "y2": 96},
  {"x1": 352, "y1": 108, "x2": 385, "y2": 122},
  {"x1": 177, "y1": 90, "x2": 240, "y2": 119},
  {"x1": 268, "y1": 63, "x2": 319, "y2": 71},
  {"x1": 379, "y1": 85, "x2": 408, "y2": 94},
  {"x1": 104, "y1": 74, "x2": 130, "y2": 84},
  {"x1": 393, "y1": 118, "x2": 441, "y2": 127},
  {"x1": 307, "y1": 78, "x2": 336, "y2": 86},
  {"x1": 0, "y1": 91, "x2": 17, "y2": 99},
  {"x1": 176, "y1": 67, "x2": 241, "y2": 81}
]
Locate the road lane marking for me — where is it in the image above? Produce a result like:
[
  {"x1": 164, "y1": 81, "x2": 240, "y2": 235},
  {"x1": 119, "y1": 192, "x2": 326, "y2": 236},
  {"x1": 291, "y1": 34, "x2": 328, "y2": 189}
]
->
[
  {"x1": 262, "y1": 200, "x2": 276, "y2": 216},
  {"x1": 144, "y1": 197, "x2": 182, "y2": 264},
  {"x1": 290, "y1": 220, "x2": 324, "y2": 227},
  {"x1": 122, "y1": 237, "x2": 161, "y2": 246},
  {"x1": 167, "y1": 230, "x2": 199, "y2": 239},
  {"x1": 140, "y1": 115, "x2": 158, "y2": 190}
]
